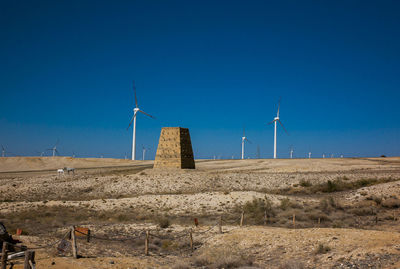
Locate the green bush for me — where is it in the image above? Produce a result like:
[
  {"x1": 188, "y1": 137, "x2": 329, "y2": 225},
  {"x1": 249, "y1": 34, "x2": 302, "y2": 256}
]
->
[{"x1": 242, "y1": 196, "x2": 274, "y2": 224}]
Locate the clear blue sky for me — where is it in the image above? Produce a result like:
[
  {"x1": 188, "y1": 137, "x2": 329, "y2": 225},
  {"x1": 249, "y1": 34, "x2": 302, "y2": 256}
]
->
[{"x1": 1, "y1": 0, "x2": 399, "y2": 159}]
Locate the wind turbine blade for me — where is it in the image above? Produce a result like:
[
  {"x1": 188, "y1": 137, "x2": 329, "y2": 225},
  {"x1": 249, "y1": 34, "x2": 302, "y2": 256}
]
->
[
  {"x1": 133, "y1": 81, "x2": 138, "y2": 108},
  {"x1": 127, "y1": 115, "x2": 135, "y2": 130},
  {"x1": 278, "y1": 119, "x2": 289, "y2": 135},
  {"x1": 245, "y1": 138, "x2": 252, "y2": 144},
  {"x1": 267, "y1": 119, "x2": 276, "y2": 125},
  {"x1": 243, "y1": 127, "x2": 245, "y2": 137},
  {"x1": 139, "y1": 110, "x2": 155, "y2": 119},
  {"x1": 277, "y1": 97, "x2": 281, "y2": 117}
]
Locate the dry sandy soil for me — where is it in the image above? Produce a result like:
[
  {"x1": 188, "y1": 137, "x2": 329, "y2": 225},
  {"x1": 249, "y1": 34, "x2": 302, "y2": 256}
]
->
[{"x1": 1, "y1": 157, "x2": 400, "y2": 268}]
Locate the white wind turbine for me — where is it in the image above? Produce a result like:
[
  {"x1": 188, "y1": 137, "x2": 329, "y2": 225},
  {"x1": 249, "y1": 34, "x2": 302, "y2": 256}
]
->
[
  {"x1": 268, "y1": 99, "x2": 288, "y2": 159},
  {"x1": 289, "y1": 146, "x2": 294, "y2": 159},
  {"x1": 142, "y1": 145, "x2": 150, "y2": 160},
  {"x1": 127, "y1": 81, "x2": 155, "y2": 160},
  {"x1": 1, "y1": 145, "x2": 5, "y2": 157},
  {"x1": 241, "y1": 128, "x2": 251, "y2": 160},
  {"x1": 47, "y1": 140, "x2": 59, "y2": 157}
]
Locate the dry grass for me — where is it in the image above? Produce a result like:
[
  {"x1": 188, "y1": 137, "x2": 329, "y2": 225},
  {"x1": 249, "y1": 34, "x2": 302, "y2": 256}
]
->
[
  {"x1": 272, "y1": 177, "x2": 399, "y2": 195},
  {"x1": 193, "y1": 247, "x2": 253, "y2": 268}
]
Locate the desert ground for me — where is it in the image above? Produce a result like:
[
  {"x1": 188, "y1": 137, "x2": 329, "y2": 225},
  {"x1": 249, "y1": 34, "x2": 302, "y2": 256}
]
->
[{"x1": 1, "y1": 156, "x2": 400, "y2": 268}]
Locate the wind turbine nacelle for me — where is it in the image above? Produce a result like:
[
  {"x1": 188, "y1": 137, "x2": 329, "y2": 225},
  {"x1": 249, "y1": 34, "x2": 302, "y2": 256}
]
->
[
  {"x1": 274, "y1": 117, "x2": 279, "y2": 121},
  {"x1": 134, "y1": 108, "x2": 140, "y2": 112}
]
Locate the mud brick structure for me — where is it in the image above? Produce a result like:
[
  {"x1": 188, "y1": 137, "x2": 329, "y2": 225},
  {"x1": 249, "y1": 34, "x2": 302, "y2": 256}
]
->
[{"x1": 154, "y1": 127, "x2": 195, "y2": 169}]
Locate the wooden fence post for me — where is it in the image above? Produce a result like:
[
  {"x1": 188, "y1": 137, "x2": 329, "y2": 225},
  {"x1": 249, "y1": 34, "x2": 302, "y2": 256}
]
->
[
  {"x1": 318, "y1": 217, "x2": 321, "y2": 227},
  {"x1": 87, "y1": 229, "x2": 91, "y2": 243},
  {"x1": 219, "y1": 216, "x2": 223, "y2": 234},
  {"x1": 264, "y1": 210, "x2": 267, "y2": 225},
  {"x1": 293, "y1": 214, "x2": 296, "y2": 229},
  {"x1": 189, "y1": 229, "x2": 193, "y2": 251},
  {"x1": 240, "y1": 211, "x2": 244, "y2": 227},
  {"x1": 145, "y1": 231, "x2": 149, "y2": 256},
  {"x1": 71, "y1": 226, "x2": 78, "y2": 259},
  {"x1": 23, "y1": 250, "x2": 35, "y2": 269},
  {"x1": 1, "y1": 242, "x2": 7, "y2": 269}
]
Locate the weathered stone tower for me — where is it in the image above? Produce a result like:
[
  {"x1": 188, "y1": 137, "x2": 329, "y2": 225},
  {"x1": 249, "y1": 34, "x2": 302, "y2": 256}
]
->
[{"x1": 154, "y1": 127, "x2": 195, "y2": 169}]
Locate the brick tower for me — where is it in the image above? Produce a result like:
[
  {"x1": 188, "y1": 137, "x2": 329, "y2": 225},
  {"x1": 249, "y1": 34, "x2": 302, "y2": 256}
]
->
[{"x1": 154, "y1": 127, "x2": 195, "y2": 169}]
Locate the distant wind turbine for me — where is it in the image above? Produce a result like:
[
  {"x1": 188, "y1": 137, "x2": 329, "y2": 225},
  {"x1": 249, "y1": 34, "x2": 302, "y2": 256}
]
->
[
  {"x1": 268, "y1": 99, "x2": 289, "y2": 159},
  {"x1": 142, "y1": 145, "x2": 150, "y2": 160},
  {"x1": 127, "y1": 81, "x2": 155, "y2": 160},
  {"x1": 1, "y1": 145, "x2": 5, "y2": 157},
  {"x1": 35, "y1": 151, "x2": 45, "y2": 157},
  {"x1": 47, "y1": 140, "x2": 59, "y2": 157},
  {"x1": 290, "y1": 147, "x2": 294, "y2": 159},
  {"x1": 308, "y1": 152, "x2": 312, "y2": 159},
  {"x1": 241, "y1": 128, "x2": 251, "y2": 160}
]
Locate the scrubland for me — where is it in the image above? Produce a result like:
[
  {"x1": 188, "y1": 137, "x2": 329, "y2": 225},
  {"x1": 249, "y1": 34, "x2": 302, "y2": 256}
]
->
[{"x1": 0, "y1": 157, "x2": 400, "y2": 268}]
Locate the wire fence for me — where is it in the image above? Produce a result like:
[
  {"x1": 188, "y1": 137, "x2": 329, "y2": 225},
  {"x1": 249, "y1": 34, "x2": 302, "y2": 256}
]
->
[{"x1": 2, "y1": 209, "x2": 398, "y2": 268}]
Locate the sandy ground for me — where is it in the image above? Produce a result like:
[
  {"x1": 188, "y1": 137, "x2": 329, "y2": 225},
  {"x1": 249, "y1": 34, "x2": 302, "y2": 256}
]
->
[{"x1": 1, "y1": 157, "x2": 400, "y2": 268}]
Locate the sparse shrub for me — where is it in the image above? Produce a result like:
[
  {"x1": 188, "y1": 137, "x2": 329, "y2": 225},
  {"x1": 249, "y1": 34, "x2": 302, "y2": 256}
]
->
[
  {"x1": 172, "y1": 261, "x2": 191, "y2": 269},
  {"x1": 279, "y1": 260, "x2": 305, "y2": 269},
  {"x1": 319, "y1": 198, "x2": 333, "y2": 213},
  {"x1": 315, "y1": 243, "x2": 331, "y2": 254},
  {"x1": 348, "y1": 207, "x2": 374, "y2": 216},
  {"x1": 161, "y1": 239, "x2": 176, "y2": 250},
  {"x1": 299, "y1": 180, "x2": 312, "y2": 187},
  {"x1": 193, "y1": 247, "x2": 253, "y2": 268},
  {"x1": 280, "y1": 198, "x2": 291, "y2": 210},
  {"x1": 332, "y1": 221, "x2": 343, "y2": 228},
  {"x1": 157, "y1": 216, "x2": 171, "y2": 228},
  {"x1": 307, "y1": 211, "x2": 330, "y2": 222},
  {"x1": 242, "y1": 196, "x2": 274, "y2": 224},
  {"x1": 382, "y1": 198, "x2": 400, "y2": 208},
  {"x1": 116, "y1": 214, "x2": 129, "y2": 222},
  {"x1": 325, "y1": 180, "x2": 340, "y2": 192}
]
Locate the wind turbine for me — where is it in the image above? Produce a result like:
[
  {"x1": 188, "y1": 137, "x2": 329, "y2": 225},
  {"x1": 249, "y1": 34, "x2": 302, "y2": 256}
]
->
[
  {"x1": 142, "y1": 145, "x2": 150, "y2": 160},
  {"x1": 127, "y1": 81, "x2": 155, "y2": 160},
  {"x1": 35, "y1": 151, "x2": 45, "y2": 157},
  {"x1": 290, "y1": 147, "x2": 294, "y2": 159},
  {"x1": 268, "y1": 99, "x2": 288, "y2": 159},
  {"x1": 241, "y1": 128, "x2": 251, "y2": 160},
  {"x1": 1, "y1": 145, "x2": 5, "y2": 157},
  {"x1": 47, "y1": 140, "x2": 59, "y2": 157},
  {"x1": 308, "y1": 152, "x2": 312, "y2": 159}
]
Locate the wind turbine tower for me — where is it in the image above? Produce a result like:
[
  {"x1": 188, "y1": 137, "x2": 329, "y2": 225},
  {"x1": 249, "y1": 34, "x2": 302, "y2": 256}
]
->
[
  {"x1": 1, "y1": 145, "x2": 5, "y2": 157},
  {"x1": 268, "y1": 99, "x2": 288, "y2": 159},
  {"x1": 47, "y1": 140, "x2": 59, "y2": 157},
  {"x1": 290, "y1": 148, "x2": 294, "y2": 159},
  {"x1": 142, "y1": 145, "x2": 150, "y2": 160},
  {"x1": 241, "y1": 128, "x2": 251, "y2": 160},
  {"x1": 308, "y1": 152, "x2": 312, "y2": 159},
  {"x1": 127, "y1": 81, "x2": 155, "y2": 160}
]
